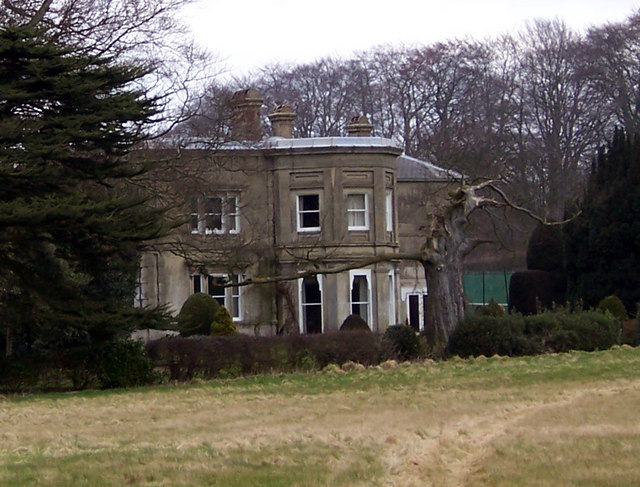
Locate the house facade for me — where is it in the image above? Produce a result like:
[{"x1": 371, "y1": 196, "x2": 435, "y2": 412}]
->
[{"x1": 137, "y1": 89, "x2": 457, "y2": 335}]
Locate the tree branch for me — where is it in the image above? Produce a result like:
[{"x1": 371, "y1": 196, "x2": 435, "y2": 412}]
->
[
  {"x1": 3, "y1": 0, "x2": 29, "y2": 17},
  {"x1": 25, "y1": 0, "x2": 54, "y2": 28},
  {"x1": 229, "y1": 252, "x2": 425, "y2": 288},
  {"x1": 487, "y1": 182, "x2": 580, "y2": 225}
]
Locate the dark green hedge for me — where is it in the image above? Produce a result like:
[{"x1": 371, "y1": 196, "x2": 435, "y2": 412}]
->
[
  {"x1": 448, "y1": 310, "x2": 621, "y2": 358},
  {"x1": 147, "y1": 331, "x2": 395, "y2": 381},
  {"x1": 0, "y1": 338, "x2": 156, "y2": 393}
]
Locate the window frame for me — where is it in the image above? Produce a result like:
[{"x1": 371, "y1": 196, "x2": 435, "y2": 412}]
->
[
  {"x1": 298, "y1": 275, "x2": 324, "y2": 334},
  {"x1": 190, "y1": 273, "x2": 243, "y2": 321},
  {"x1": 385, "y1": 190, "x2": 394, "y2": 234},
  {"x1": 296, "y1": 193, "x2": 321, "y2": 233},
  {"x1": 387, "y1": 270, "x2": 396, "y2": 326},
  {"x1": 346, "y1": 192, "x2": 370, "y2": 231},
  {"x1": 190, "y1": 193, "x2": 240, "y2": 236},
  {"x1": 349, "y1": 269, "x2": 373, "y2": 326}
]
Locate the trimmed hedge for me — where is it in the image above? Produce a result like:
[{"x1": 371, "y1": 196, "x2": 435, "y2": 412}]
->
[
  {"x1": 0, "y1": 338, "x2": 156, "y2": 393},
  {"x1": 448, "y1": 314, "x2": 532, "y2": 358},
  {"x1": 448, "y1": 309, "x2": 621, "y2": 358},
  {"x1": 147, "y1": 331, "x2": 381, "y2": 381}
]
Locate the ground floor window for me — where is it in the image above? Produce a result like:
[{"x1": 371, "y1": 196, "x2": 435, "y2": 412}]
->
[
  {"x1": 299, "y1": 275, "x2": 323, "y2": 334},
  {"x1": 406, "y1": 293, "x2": 428, "y2": 332},
  {"x1": 191, "y1": 273, "x2": 242, "y2": 321},
  {"x1": 350, "y1": 269, "x2": 372, "y2": 325},
  {"x1": 388, "y1": 271, "x2": 396, "y2": 325}
]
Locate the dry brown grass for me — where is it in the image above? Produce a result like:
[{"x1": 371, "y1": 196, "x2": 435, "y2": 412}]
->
[{"x1": 1, "y1": 348, "x2": 640, "y2": 486}]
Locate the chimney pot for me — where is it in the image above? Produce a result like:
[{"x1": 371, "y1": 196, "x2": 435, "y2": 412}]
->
[
  {"x1": 230, "y1": 88, "x2": 264, "y2": 141},
  {"x1": 268, "y1": 104, "x2": 296, "y2": 138},
  {"x1": 346, "y1": 115, "x2": 373, "y2": 137}
]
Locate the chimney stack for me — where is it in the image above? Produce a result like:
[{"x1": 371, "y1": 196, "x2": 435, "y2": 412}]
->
[
  {"x1": 346, "y1": 115, "x2": 373, "y2": 137},
  {"x1": 230, "y1": 88, "x2": 264, "y2": 141},
  {"x1": 268, "y1": 104, "x2": 296, "y2": 138}
]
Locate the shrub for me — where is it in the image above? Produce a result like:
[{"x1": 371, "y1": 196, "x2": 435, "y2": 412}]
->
[
  {"x1": 302, "y1": 331, "x2": 381, "y2": 367},
  {"x1": 95, "y1": 338, "x2": 156, "y2": 389},
  {"x1": 449, "y1": 309, "x2": 620, "y2": 358},
  {"x1": 210, "y1": 306, "x2": 236, "y2": 336},
  {"x1": 147, "y1": 331, "x2": 382, "y2": 381},
  {"x1": 553, "y1": 310, "x2": 620, "y2": 352},
  {"x1": 448, "y1": 314, "x2": 529, "y2": 358},
  {"x1": 340, "y1": 314, "x2": 371, "y2": 331},
  {"x1": 475, "y1": 299, "x2": 506, "y2": 317},
  {"x1": 382, "y1": 325, "x2": 421, "y2": 361},
  {"x1": 621, "y1": 318, "x2": 638, "y2": 346},
  {"x1": 598, "y1": 295, "x2": 628, "y2": 322},
  {"x1": 177, "y1": 293, "x2": 219, "y2": 336}
]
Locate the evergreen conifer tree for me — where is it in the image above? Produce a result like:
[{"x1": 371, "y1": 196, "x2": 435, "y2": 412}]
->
[
  {"x1": 0, "y1": 26, "x2": 168, "y2": 355},
  {"x1": 565, "y1": 128, "x2": 640, "y2": 313}
]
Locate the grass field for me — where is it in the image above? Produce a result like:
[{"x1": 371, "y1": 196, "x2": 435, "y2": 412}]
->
[{"x1": 2, "y1": 346, "x2": 640, "y2": 486}]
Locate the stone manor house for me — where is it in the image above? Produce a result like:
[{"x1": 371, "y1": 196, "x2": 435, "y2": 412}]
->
[{"x1": 136, "y1": 89, "x2": 457, "y2": 335}]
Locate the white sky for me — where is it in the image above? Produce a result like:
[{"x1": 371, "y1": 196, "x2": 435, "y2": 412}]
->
[{"x1": 183, "y1": 0, "x2": 640, "y2": 77}]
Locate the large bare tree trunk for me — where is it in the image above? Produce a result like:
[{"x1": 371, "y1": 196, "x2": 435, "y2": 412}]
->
[
  {"x1": 419, "y1": 185, "x2": 484, "y2": 353},
  {"x1": 423, "y1": 255, "x2": 466, "y2": 354}
]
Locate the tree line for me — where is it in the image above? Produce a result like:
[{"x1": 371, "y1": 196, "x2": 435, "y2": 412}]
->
[{"x1": 181, "y1": 13, "x2": 640, "y2": 221}]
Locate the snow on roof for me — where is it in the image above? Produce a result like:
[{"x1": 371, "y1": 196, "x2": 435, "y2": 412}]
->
[
  {"x1": 262, "y1": 136, "x2": 402, "y2": 151},
  {"x1": 396, "y1": 154, "x2": 462, "y2": 182}
]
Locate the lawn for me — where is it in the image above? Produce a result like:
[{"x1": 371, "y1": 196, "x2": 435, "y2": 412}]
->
[{"x1": 1, "y1": 346, "x2": 640, "y2": 486}]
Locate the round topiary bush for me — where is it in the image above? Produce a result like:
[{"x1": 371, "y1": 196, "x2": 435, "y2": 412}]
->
[
  {"x1": 210, "y1": 306, "x2": 237, "y2": 336},
  {"x1": 382, "y1": 325, "x2": 421, "y2": 361},
  {"x1": 339, "y1": 314, "x2": 371, "y2": 332},
  {"x1": 598, "y1": 295, "x2": 628, "y2": 322},
  {"x1": 177, "y1": 293, "x2": 219, "y2": 336}
]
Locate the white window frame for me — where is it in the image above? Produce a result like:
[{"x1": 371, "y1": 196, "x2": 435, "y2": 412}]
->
[
  {"x1": 349, "y1": 269, "x2": 373, "y2": 326},
  {"x1": 346, "y1": 192, "x2": 369, "y2": 231},
  {"x1": 192, "y1": 274, "x2": 204, "y2": 293},
  {"x1": 191, "y1": 273, "x2": 243, "y2": 321},
  {"x1": 387, "y1": 270, "x2": 396, "y2": 326},
  {"x1": 385, "y1": 190, "x2": 394, "y2": 233},
  {"x1": 190, "y1": 193, "x2": 240, "y2": 235},
  {"x1": 402, "y1": 285, "x2": 428, "y2": 332},
  {"x1": 296, "y1": 193, "x2": 321, "y2": 232},
  {"x1": 298, "y1": 275, "x2": 324, "y2": 334},
  {"x1": 203, "y1": 196, "x2": 223, "y2": 235}
]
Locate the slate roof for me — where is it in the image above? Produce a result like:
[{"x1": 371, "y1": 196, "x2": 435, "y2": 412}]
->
[{"x1": 396, "y1": 154, "x2": 462, "y2": 182}]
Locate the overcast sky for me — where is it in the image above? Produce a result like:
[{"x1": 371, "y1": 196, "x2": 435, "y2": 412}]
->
[{"x1": 183, "y1": 0, "x2": 640, "y2": 77}]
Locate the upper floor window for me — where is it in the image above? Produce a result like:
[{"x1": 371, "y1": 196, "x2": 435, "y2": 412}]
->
[
  {"x1": 297, "y1": 194, "x2": 320, "y2": 232},
  {"x1": 385, "y1": 190, "x2": 393, "y2": 233},
  {"x1": 190, "y1": 193, "x2": 239, "y2": 235},
  {"x1": 347, "y1": 193, "x2": 369, "y2": 231}
]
